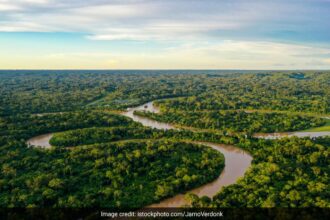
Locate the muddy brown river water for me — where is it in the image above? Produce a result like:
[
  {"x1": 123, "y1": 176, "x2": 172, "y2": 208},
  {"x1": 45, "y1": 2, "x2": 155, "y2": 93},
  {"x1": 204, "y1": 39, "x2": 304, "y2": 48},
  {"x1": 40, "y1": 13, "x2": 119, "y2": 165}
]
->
[
  {"x1": 27, "y1": 133, "x2": 53, "y2": 149},
  {"x1": 254, "y1": 131, "x2": 330, "y2": 139}
]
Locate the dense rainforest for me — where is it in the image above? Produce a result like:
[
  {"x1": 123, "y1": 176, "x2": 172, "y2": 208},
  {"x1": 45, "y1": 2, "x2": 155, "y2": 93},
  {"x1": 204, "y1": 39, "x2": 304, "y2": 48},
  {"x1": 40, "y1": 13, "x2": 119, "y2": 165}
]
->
[
  {"x1": 134, "y1": 109, "x2": 325, "y2": 133},
  {"x1": 187, "y1": 137, "x2": 329, "y2": 207},
  {"x1": 0, "y1": 111, "x2": 225, "y2": 207},
  {"x1": 0, "y1": 70, "x2": 329, "y2": 209},
  {"x1": 1, "y1": 70, "x2": 329, "y2": 115},
  {"x1": 1, "y1": 138, "x2": 224, "y2": 208}
]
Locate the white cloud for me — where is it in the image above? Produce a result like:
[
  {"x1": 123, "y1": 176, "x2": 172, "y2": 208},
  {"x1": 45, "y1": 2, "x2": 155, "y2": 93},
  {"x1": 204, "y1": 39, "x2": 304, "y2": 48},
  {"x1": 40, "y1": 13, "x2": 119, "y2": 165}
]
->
[
  {"x1": 0, "y1": 3, "x2": 22, "y2": 11},
  {"x1": 0, "y1": 0, "x2": 50, "y2": 9},
  {"x1": 0, "y1": 0, "x2": 330, "y2": 69},
  {"x1": 1, "y1": 0, "x2": 328, "y2": 42},
  {"x1": 86, "y1": 21, "x2": 241, "y2": 41},
  {"x1": 0, "y1": 21, "x2": 52, "y2": 32}
]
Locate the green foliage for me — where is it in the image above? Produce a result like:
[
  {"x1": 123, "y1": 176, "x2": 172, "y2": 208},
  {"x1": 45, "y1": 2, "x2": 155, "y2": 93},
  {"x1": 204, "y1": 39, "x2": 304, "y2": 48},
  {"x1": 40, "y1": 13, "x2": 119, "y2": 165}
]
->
[
  {"x1": 188, "y1": 138, "x2": 330, "y2": 208},
  {"x1": 0, "y1": 110, "x2": 136, "y2": 141},
  {"x1": 0, "y1": 70, "x2": 329, "y2": 209},
  {"x1": 135, "y1": 110, "x2": 325, "y2": 133},
  {"x1": 50, "y1": 127, "x2": 144, "y2": 147},
  {"x1": 0, "y1": 139, "x2": 224, "y2": 208},
  {"x1": 0, "y1": 102, "x2": 224, "y2": 208},
  {"x1": 0, "y1": 71, "x2": 207, "y2": 115},
  {"x1": 1, "y1": 71, "x2": 328, "y2": 115},
  {"x1": 155, "y1": 72, "x2": 329, "y2": 114}
]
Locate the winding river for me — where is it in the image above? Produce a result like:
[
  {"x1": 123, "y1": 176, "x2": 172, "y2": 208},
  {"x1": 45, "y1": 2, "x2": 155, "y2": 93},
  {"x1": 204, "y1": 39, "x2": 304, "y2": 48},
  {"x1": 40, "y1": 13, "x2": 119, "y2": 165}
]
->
[
  {"x1": 122, "y1": 102, "x2": 252, "y2": 207},
  {"x1": 26, "y1": 101, "x2": 329, "y2": 207}
]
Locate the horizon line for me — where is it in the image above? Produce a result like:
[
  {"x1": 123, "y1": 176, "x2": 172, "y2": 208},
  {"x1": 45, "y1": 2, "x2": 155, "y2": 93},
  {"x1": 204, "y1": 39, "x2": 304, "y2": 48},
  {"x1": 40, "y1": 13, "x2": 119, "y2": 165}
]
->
[{"x1": 1, "y1": 69, "x2": 329, "y2": 71}]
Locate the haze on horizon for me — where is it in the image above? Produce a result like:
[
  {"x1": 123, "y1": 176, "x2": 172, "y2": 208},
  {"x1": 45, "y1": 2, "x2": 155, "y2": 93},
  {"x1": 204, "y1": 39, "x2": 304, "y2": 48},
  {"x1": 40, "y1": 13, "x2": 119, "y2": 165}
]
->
[{"x1": 0, "y1": 0, "x2": 330, "y2": 70}]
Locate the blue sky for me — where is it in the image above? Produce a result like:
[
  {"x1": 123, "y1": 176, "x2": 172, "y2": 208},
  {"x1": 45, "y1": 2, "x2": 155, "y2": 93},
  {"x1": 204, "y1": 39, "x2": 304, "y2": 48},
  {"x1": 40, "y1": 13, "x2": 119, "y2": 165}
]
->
[{"x1": 0, "y1": 0, "x2": 330, "y2": 69}]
